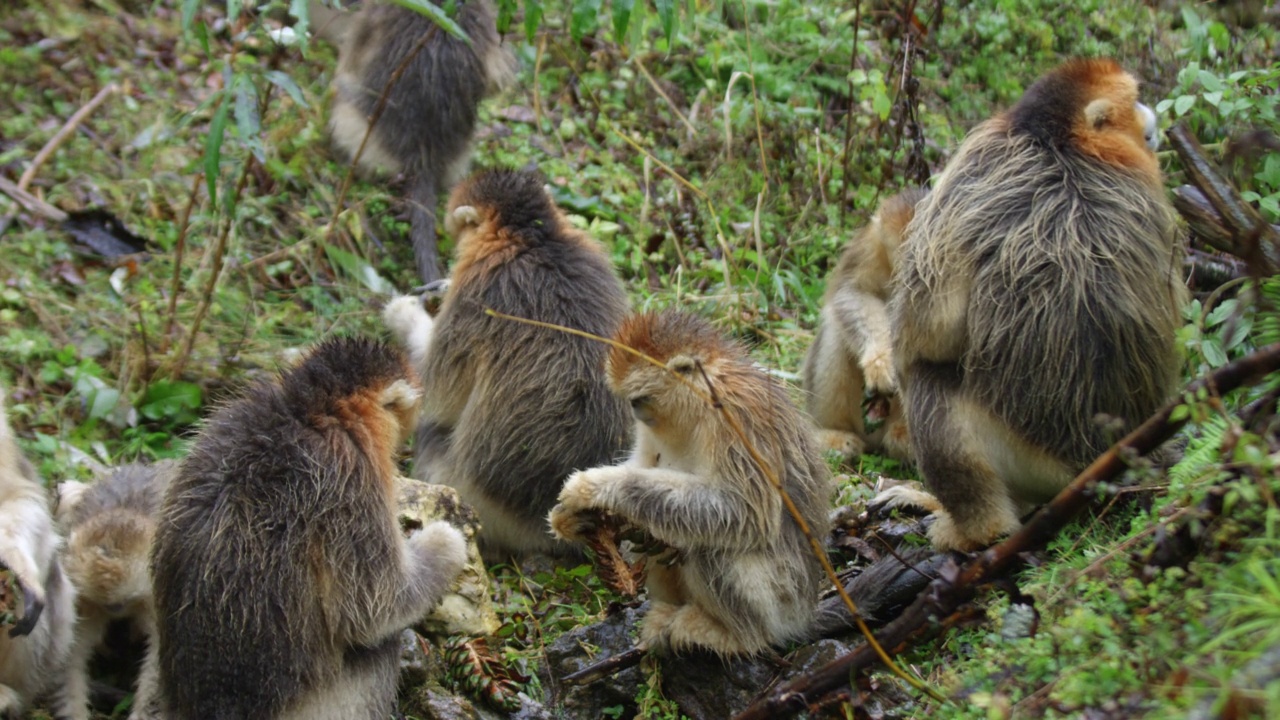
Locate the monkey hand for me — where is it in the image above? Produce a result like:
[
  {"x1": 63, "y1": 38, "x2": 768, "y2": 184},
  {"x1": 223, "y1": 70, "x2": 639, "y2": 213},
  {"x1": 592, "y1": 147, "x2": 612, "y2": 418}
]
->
[
  {"x1": 859, "y1": 345, "x2": 898, "y2": 394},
  {"x1": 0, "y1": 560, "x2": 45, "y2": 638},
  {"x1": 548, "y1": 469, "x2": 613, "y2": 542},
  {"x1": 382, "y1": 295, "x2": 434, "y2": 346},
  {"x1": 407, "y1": 521, "x2": 469, "y2": 585}
]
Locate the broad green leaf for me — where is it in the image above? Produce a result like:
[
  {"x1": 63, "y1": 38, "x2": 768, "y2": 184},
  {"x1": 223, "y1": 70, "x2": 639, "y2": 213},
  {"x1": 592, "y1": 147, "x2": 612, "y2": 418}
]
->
[
  {"x1": 571, "y1": 0, "x2": 602, "y2": 42},
  {"x1": 655, "y1": 0, "x2": 675, "y2": 42},
  {"x1": 233, "y1": 75, "x2": 264, "y2": 162},
  {"x1": 1174, "y1": 95, "x2": 1195, "y2": 116},
  {"x1": 612, "y1": 0, "x2": 634, "y2": 40},
  {"x1": 496, "y1": 0, "x2": 516, "y2": 33},
  {"x1": 140, "y1": 381, "x2": 203, "y2": 423},
  {"x1": 227, "y1": 0, "x2": 242, "y2": 24},
  {"x1": 264, "y1": 70, "x2": 309, "y2": 108},
  {"x1": 1198, "y1": 70, "x2": 1224, "y2": 93},
  {"x1": 524, "y1": 0, "x2": 543, "y2": 43},
  {"x1": 289, "y1": 0, "x2": 310, "y2": 39},
  {"x1": 386, "y1": 0, "x2": 469, "y2": 41},
  {"x1": 181, "y1": 0, "x2": 199, "y2": 32},
  {"x1": 324, "y1": 245, "x2": 397, "y2": 295},
  {"x1": 1201, "y1": 335, "x2": 1227, "y2": 367},
  {"x1": 204, "y1": 94, "x2": 230, "y2": 210}
]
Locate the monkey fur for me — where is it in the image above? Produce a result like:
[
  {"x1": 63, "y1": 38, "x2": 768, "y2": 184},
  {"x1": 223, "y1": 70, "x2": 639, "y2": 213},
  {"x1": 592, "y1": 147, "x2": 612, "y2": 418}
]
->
[
  {"x1": 51, "y1": 461, "x2": 175, "y2": 720},
  {"x1": 549, "y1": 311, "x2": 833, "y2": 656},
  {"x1": 383, "y1": 169, "x2": 633, "y2": 561},
  {"x1": 314, "y1": 0, "x2": 516, "y2": 283},
  {"x1": 876, "y1": 59, "x2": 1186, "y2": 551},
  {"x1": 0, "y1": 385, "x2": 75, "y2": 718},
  {"x1": 803, "y1": 188, "x2": 926, "y2": 463},
  {"x1": 141, "y1": 337, "x2": 467, "y2": 720}
]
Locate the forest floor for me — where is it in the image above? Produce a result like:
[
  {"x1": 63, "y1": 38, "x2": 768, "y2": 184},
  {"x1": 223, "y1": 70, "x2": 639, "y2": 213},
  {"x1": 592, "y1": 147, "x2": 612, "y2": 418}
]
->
[{"x1": 2, "y1": 0, "x2": 1280, "y2": 718}]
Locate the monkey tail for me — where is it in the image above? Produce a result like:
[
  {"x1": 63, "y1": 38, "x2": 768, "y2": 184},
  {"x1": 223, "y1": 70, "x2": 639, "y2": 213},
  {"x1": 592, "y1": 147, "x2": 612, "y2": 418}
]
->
[{"x1": 409, "y1": 174, "x2": 443, "y2": 284}]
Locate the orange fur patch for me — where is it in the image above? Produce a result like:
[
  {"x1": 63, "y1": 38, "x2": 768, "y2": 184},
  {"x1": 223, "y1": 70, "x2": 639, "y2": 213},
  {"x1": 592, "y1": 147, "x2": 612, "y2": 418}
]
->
[{"x1": 1069, "y1": 60, "x2": 1160, "y2": 183}]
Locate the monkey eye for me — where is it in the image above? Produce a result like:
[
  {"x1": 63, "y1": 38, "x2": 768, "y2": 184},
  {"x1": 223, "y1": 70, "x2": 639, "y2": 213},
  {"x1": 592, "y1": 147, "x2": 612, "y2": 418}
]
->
[{"x1": 630, "y1": 396, "x2": 651, "y2": 410}]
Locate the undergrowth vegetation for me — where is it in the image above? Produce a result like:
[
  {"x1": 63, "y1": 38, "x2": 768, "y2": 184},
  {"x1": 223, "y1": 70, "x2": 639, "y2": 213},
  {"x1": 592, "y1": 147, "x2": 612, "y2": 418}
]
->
[{"x1": 1, "y1": 0, "x2": 1279, "y2": 717}]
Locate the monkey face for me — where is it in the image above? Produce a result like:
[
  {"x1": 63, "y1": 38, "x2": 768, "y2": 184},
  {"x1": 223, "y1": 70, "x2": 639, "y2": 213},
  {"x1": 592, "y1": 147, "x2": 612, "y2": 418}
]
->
[{"x1": 1137, "y1": 102, "x2": 1158, "y2": 151}]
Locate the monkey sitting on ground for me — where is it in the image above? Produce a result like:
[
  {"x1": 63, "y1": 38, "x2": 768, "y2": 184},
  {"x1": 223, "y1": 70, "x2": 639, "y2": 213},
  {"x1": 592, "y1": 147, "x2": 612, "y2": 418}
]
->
[
  {"x1": 383, "y1": 169, "x2": 632, "y2": 561},
  {"x1": 0, "y1": 385, "x2": 75, "y2": 717},
  {"x1": 803, "y1": 188, "x2": 926, "y2": 463},
  {"x1": 139, "y1": 337, "x2": 467, "y2": 720},
  {"x1": 548, "y1": 311, "x2": 833, "y2": 656},
  {"x1": 874, "y1": 59, "x2": 1186, "y2": 551},
  {"x1": 311, "y1": 0, "x2": 517, "y2": 283},
  {"x1": 51, "y1": 461, "x2": 175, "y2": 720}
]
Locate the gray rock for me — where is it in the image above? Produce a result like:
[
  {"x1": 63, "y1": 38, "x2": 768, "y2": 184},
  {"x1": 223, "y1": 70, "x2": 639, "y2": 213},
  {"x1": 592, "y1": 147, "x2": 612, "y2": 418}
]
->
[
  {"x1": 543, "y1": 604, "x2": 646, "y2": 719},
  {"x1": 397, "y1": 478, "x2": 501, "y2": 637},
  {"x1": 662, "y1": 652, "x2": 778, "y2": 720}
]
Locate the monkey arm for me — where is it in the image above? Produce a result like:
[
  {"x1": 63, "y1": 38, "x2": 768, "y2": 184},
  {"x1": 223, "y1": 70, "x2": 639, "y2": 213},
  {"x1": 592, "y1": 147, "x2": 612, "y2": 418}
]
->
[
  {"x1": 382, "y1": 295, "x2": 435, "y2": 370},
  {"x1": 347, "y1": 521, "x2": 467, "y2": 646},
  {"x1": 0, "y1": 492, "x2": 52, "y2": 637},
  {"x1": 827, "y1": 287, "x2": 897, "y2": 393},
  {"x1": 553, "y1": 466, "x2": 769, "y2": 551}
]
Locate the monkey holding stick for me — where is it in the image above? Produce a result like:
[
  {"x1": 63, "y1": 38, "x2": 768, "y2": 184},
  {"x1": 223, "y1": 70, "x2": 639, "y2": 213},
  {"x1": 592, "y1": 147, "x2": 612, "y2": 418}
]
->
[
  {"x1": 549, "y1": 311, "x2": 833, "y2": 656},
  {"x1": 312, "y1": 0, "x2": 516, "y2": 283},
  {"x1": 140, "y1": 338, "x2": 467, "y2": 720},
  {"x1": 876, "y1": 59, "x2": 1187, "y2": 551}
]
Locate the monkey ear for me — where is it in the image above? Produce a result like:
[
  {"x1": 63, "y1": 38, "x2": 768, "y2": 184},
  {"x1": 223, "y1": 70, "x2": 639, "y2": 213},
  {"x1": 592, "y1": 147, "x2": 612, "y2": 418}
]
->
[
  {"x1": 379, "y1": 379, "x2": 422, "y2": 410},
  {"x1": 452, "y1": 205, "x2": 480, "y2": 228},
  {"x1": 1084, "y1": 98, "x2": 1114, "y2": 131},
  {"x1": 667, "y1": 355, "x2": 697, "y2": 375}
]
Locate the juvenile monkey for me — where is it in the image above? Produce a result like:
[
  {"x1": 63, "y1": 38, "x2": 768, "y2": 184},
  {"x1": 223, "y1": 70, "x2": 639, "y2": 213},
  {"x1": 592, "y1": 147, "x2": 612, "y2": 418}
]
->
[
  {"x1": 142, "y1": 337, "x2": 467, "y2": 720},
  {"x1": 312, "y1": 0, "x2": 517, "y2": 283},
  {"x1": 876, "y1": 59, "x2": 1186, "y2": 551},
  {"x1": 51, "y1": 461, "x2": 175, "y2": 720},
  {"x1": 0, "y1": 385, "x2": 75, "y2": 717},
  {"x1": 803, "y1": 188, "x2": 926, "y2": 462},
  {"x1": 549, "y1": 311, "x2": 833, "y2": 656},
  {"x1": 383, "y1": 169, "x2": 632, "y2": 560}
]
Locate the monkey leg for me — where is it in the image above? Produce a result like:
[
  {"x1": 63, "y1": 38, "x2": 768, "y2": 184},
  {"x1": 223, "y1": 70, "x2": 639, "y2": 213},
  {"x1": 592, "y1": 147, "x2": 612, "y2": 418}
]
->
[
  {"x1": 50, "y1": 609, "x2": 108, "y2": 720},
  {"x1": 901, "y1": 362, "x2": 1020, "y2": 552},
  {"x1": 408, "y1": 174, "x2": 443, "y2": 284},
  {"x1": 803, "y1": 321, "x2": 867, "y2": 460},
  {"x1": 651, "y1": 603, "x2": 760, "y2": 657}
]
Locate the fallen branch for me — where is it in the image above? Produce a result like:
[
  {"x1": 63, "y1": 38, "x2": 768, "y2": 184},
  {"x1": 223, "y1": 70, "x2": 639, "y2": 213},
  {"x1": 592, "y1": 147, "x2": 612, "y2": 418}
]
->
[
  {"x1": 734, "y1": 342, "x2": 1280, "y2": 720},
  {"x1": 0, "y1": 176, "x2": 68, "y2": 223},
  {"x1": 1167, "y1": 124, "x2": 1280, "y2": 273},
  {"x1": 18, "y1": 83, "x2": 120, "y2": 191}
]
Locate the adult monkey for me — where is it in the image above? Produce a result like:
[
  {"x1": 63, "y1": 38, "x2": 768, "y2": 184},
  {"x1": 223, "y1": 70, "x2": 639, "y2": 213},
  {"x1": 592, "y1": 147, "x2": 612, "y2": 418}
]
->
[{"x1": 876, "y1": 59, "x2": 1186, "y2": 551}]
